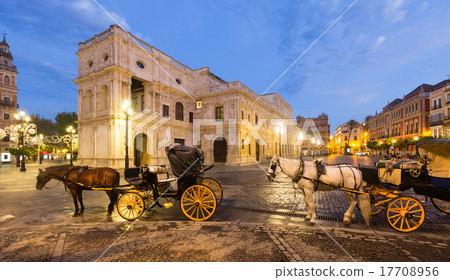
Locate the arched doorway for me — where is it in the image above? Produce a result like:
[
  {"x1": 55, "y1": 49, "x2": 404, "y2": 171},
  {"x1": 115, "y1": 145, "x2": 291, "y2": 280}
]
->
[
  {"x1": 213, "y1": 137, "x2": 227, "y2": 163},
  {"x1": 134, "y1": 133, "x2": 147, "y2": 167}
]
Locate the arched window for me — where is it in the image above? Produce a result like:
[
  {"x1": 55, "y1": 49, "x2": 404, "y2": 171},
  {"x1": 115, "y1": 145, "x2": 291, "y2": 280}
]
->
[
  {"x1": 175, "y1": 102, "x2": 184, "y2": 121},
  {"x1": 3, "y1": 60, "x2": 7, "y2": 66}
]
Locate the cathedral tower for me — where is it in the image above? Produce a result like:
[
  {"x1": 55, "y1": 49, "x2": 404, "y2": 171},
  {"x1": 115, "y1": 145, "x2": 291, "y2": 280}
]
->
[{"x1": 0, "y1": 34, "x2": 19, "y2": 129}]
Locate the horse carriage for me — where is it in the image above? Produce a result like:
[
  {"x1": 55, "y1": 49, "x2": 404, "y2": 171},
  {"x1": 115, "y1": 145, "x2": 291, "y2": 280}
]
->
[
  {"x1": 36, "y1": 144, "x2": 223, "y2": 222},
  {"x1": 359, "y1": 138, "x2": 450, "y2": 233},
  {"x1": 117, "y1": 144, "x2": 223, "y2": 221}
]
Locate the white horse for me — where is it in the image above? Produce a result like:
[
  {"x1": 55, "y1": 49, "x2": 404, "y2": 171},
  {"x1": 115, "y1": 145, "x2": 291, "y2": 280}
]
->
[{"x1": 267, "y1": 155, "x2": 371, "y2": 225}]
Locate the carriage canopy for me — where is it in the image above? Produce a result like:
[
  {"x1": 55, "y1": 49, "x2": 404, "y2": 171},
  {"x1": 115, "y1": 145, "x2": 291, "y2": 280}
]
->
[
  {"x1": 165, "y1": 144, "x2": 203, "y2": 177},
  {"x1": 417, "y1": 138, "x2": 450, "y2": 179}
]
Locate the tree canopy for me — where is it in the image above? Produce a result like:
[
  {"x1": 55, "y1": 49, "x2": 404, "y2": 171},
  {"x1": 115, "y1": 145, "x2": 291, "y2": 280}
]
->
[{"x1": 55, "y1": 112, "x2": 78, "y2": 135}]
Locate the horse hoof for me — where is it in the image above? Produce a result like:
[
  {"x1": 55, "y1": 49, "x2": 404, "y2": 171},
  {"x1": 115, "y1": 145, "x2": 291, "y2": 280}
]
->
[
  {"x1": 343, "y1": 220, "x2": 351, "y2": 225},
  {"x1": 304, "y1": 217, "x2": 311, "y2": 221},
  {"x1": 72, "y1": 213, "x2": 79, "y2": 217}
]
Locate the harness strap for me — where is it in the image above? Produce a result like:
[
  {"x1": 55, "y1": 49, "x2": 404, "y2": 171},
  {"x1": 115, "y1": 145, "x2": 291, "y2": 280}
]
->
[
  {"x1": 76, "y1": 166, "x2": 88, "y2": 182},
  {"x1": 292, "y1": 159, "x2": 304, "y2": 183}
]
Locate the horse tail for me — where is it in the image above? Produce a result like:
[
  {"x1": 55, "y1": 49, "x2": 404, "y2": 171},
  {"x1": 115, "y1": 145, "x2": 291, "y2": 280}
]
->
[{"x1": 357, "y1": 180, "x2": 371, "y2": 226}]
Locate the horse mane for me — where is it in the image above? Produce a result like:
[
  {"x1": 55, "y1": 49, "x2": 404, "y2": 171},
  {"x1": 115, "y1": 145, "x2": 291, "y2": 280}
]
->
[{"x1": 45, "y1": 165, "x2": 73, "y2": 170}]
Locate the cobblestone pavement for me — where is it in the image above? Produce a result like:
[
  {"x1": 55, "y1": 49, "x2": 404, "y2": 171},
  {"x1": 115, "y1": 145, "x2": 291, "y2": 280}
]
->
[{"x1": 0, "y1": 156, "x2": 449, "y2": 262}]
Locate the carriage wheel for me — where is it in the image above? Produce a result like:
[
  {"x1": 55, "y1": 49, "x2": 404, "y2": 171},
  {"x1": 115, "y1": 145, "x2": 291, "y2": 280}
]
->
[
  {"x1": 410, "y1": 168, "x2": 421, "y2": 177},
  {"x1": 117, "y1": 192, "x2": 145, "y2": 221},
  {"x1": 370, "y1": 194, "x2": 386, "y2": 216},
  {"x1": 385, "y1": 196, "x2": 425, "y2": 233},
  {"x1": 180, "y1": 184, "x2": 217, "y2": 221},
  {"x1": 201, "y1": 178, "x2": 223, "y2": 205},
  {"x1": 142, "y1": 188, "x2": 157, "y2": 209},
  {"x1": 431, "y1": 198, "x2": 450, "y2": 214}
]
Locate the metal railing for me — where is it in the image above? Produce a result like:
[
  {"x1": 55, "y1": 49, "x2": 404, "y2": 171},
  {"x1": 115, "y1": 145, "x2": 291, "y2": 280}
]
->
[{"x1": 0, "y1": 101, "x2": 15, "y2": 107}]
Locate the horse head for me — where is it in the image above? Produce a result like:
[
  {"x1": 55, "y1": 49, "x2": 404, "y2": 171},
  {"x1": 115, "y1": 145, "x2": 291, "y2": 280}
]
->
[
  {"x1": 36, "y1": 168, "x2": 51, "y2": 190},
  {"x1": 267, "y1": 155, "x2": 281, "y2": 182}
]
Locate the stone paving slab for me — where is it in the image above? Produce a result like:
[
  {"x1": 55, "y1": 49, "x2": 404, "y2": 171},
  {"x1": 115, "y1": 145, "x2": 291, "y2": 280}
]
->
[{"x1": 0, "y1": 221, "x2": 449, "y2": 262}]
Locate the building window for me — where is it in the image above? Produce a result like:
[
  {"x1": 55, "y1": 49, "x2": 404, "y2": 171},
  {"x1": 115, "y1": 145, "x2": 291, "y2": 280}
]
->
[
  {"x1": 415, "y1": 122, "x2": 418, "y2": 133},
  {"x1": 163, "y1": 105, "x2": 169, "y2": 118},
  {"x1": 241, "y1": 111, "x2": 244, "y2": 120},
  {"x1": 215, "y1": 106, "x2": 224, "y2": 121},
  {"x1": 175, "y1": 102, "x2": 184, "y2": 121},
  {"x1": 136, "y1": 61, "x2": 144, "y2": 69},
  {"x1": 4, "y1": 76, "x2": 10, "y2": 85},
  {"x1": 4, "y1": 113, "x2": 10, "y2": 120},
  {"x1": 103, "y1": 53, "x2": 109, "y2": 62},
  {"x1": 344, "y1": 136, "x2": 348, "y2": 141},
  {"x1": 3, "y1": 60, "x2": 7, "y2": 66},
  {"x1": 4, "y1": 97, "x2": 10, "y2": 105},
  {"x1": 189, "y1": 112, "x2": 193, "y2": 123},
  {"x1": 255, "y1": 114, "x2": 258, "y2": 125},
  {"x1": 175, "y1": 79, "x2": 181, "y2": 85},
  {"x1": 141, "y1": 94, "x2": 145, "y2": 111},
  {"x1": 433, "y1": 100, "x2": 437, "y2": 110},
  {"x1": 248, "y1": 144, "x2": 251, "y2": 155},
  {"x1": 438, "y1": 98, "x2": 442, "y2": 108},
  {"x1": 354, "y1": 136, "x2": 357, "y2": 140},
  {"x1": 88, "y1": 60, "x2": 93, "y2": 68},
  {"x1": 406, "y1": 124, "x2": 409, "y2": 134},
  {"x1": 410, "y1": 123, "x2": 413, "y2": 134},
  {"x1": 242, "y1": 139, "x2": 245, "y2": 150}
]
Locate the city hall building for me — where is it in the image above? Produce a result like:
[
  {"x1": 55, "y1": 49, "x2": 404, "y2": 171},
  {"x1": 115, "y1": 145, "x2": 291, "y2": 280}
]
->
[{"x1": 74, "y1": 25, "x2": 298, "y2": 168}]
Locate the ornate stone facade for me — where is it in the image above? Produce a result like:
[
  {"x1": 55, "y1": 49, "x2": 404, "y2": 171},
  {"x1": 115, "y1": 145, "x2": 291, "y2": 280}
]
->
[
  {"x1": 0, "y1": 35, "x2": 18, "y2": 130},
  {"x1": 74, "y1": 25, "x2": 297, "y2": 167}
]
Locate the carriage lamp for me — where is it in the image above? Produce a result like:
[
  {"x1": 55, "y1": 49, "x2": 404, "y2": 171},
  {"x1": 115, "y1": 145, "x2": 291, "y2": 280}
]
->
[
  {"x1": 14, "y1": 110, "x2": 31, "y2": 172},
  {"x1": 122, "y1": 100, "x2": 133, "y2": 169},
  {"x1": 66, "y1": 126, "x2": 77, "y2": 166}
]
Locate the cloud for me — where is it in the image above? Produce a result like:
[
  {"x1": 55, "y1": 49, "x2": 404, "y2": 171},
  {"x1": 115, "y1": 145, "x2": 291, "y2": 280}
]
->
[
  {"x1": 383, "y1": 0, "x2": 407, "y2": 24},
  {"x1": 372, "y1": 35, "x2": 386, "y2": 50},
  {"x1": 417, "y1": 1, "x2": 429, "y2": 14},
  {"x1": 69, "y1": 0, "x2": 131, "y2": 31}
]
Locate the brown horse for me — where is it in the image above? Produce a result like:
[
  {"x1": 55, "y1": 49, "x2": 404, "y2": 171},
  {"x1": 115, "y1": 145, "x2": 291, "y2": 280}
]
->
[{"x1": 36, "y1": 165, "x2": 120, "y2": 217}]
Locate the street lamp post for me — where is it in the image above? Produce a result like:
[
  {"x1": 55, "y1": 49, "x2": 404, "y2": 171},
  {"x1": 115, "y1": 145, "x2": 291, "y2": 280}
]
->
[
  {"x1": 14, "y1": 110, "x2": 31, "y2": 172},
  {"x1": 38, "y1": 134, "x2": 43, "y2": 164},
  {"x1": 122, "y1": 100, "x2": 133, "y2": 169},
  {"x1": 66, "y1": 126, "x2": 76, "y2": 166}
]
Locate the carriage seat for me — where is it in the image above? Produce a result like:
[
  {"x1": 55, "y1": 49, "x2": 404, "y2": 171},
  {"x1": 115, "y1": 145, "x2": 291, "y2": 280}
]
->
[{"x1": 124, "y1": 168, "x2": 143, "y2": 186}]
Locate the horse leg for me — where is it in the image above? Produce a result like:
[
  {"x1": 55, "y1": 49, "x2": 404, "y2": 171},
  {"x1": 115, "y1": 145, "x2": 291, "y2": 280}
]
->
[
  {"x1": 69, "y1": 187, "x2": 80, "y2": 217},
  {"x1": 343, "y1": 192, "x2": 357, "y2": 225},
  {"x1": 77, "y1": 189, "x2": 84, "y2": 216},
  {"x1": 106, "y1": 190, "x2": 118, "y2": 215},
  {"x1": 302, "y1": 182, "x2": 316, "y2": 222}
]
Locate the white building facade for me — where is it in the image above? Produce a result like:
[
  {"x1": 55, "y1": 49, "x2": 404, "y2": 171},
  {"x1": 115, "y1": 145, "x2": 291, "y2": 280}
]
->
[{"x1": 74, "y1": 25, "x2": 298, "y2": 168}]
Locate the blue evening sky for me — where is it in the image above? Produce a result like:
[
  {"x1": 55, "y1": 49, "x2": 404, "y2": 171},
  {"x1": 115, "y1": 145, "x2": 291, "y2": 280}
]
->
[{"x1": 1, "y1": 0, "x2": 450, "y2": 132}]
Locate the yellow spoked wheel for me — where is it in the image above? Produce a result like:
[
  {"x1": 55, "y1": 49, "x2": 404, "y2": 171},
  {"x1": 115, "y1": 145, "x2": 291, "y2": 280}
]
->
[
  {"x1": 431, "y1": 198, "x2": 450, "y2": 214},
  {"x1": 370, "y1": 194, "x2": 386, "y2": 216},
  {"x1": 202, "y1": 178, "x2": 223, "y2": 205},
  {"x1": 117, "y1": 192, "x2": 145, "y2": 221},
  {"x1": 410, "y1": 168, "x2": 421, "y2": 177},
  {"x1": 385, "y1": 196, "x2": 425, "y2": 233},
  {"x1": 181, "y1": 184, "x2": 217, "y2": 221}
]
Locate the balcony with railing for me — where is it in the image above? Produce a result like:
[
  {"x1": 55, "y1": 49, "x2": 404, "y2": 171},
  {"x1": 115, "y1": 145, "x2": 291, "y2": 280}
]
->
[
  {"x1": 0, "y1": 64, "x2": 17, "y2": 72},
  {"x1": 0, "y1": 101, "x2": 15, "y2": 107},
  {"x1": 430, "y1": 114, "x2": 443, "y2": 126},
  {"x1": 431, "y1": 105, "x2": 443, "y2": 111}
]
